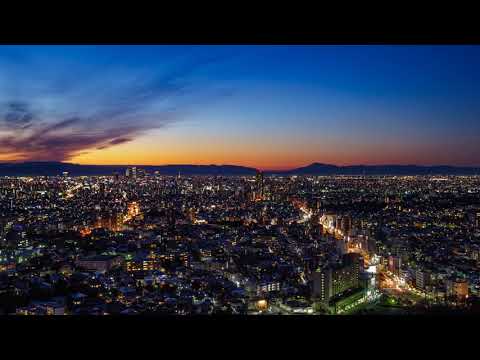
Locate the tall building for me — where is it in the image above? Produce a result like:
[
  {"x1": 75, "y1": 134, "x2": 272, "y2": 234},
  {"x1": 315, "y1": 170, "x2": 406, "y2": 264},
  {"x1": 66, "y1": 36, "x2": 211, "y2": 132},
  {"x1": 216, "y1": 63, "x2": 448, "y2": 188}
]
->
[
  {"x1": 446, "y1": 279, "x2": 469, "y2": 300},
  {"x1": 312, "y1": 253, "x2": 361, "y2": 303},
  {"x1": 255, "y1": 170, "x2": 264, "y2": 199},
  {"x1": 367, "y1": 237, "x2": 377, "y2": 255},
  {"x1": 341, "y1": 216, "x2": 352, "y2": 235},
  {"x1": 466, "y1": 211, "x2": 479, "y2": 228},
  {"x1": 415, "y1": 269, "x2": 430, "y2": 290},
  {"x1": 388, "y1": 255, "x2": 402, "y2": 275},
  {"x1": 336, "y1": 238, "x2": 347, "y2": 256}
]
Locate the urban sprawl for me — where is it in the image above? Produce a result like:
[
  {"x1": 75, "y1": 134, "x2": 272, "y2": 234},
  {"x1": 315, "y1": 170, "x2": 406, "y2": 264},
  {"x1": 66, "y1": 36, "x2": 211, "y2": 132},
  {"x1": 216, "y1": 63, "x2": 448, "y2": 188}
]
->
[{"x1": 1, "y1": 168, "x2": 479, "y2": 315}]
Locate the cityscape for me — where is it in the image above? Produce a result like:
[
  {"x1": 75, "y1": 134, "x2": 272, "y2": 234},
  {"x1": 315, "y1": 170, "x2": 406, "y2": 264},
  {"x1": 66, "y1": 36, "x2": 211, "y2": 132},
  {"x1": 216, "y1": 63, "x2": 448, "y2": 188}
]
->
[
  {"x1": 1, "y1": 45, "x2": 480, "y2": 315},
  {"x1": 1, "y1": 168, "x2": 479, "y2": 315}
]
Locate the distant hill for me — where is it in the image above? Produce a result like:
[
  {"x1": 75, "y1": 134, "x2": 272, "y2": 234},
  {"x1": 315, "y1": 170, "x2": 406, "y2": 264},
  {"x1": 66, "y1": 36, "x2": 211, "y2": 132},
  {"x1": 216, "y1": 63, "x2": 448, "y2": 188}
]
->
[
  {"x1": 0, "y1": 162, "x2": 258, "y2": 176},
  {"x1": 267, "y1": 162, "x2": 480, "y2": 176},
  {"x1": 0, "y1": 161, "x2": 479, "y2": 177}
]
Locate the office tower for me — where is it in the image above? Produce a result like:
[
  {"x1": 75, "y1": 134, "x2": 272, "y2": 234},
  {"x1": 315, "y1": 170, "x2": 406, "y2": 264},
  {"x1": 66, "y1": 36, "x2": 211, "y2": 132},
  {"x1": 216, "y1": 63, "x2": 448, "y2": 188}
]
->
[
  {"x1": 466, "y1": 211, "x2": 479, "y2": 228},
  {"x1": 446, "y1": 279, "x2": 469, "y2": 300},
  {"x1": 344, "y1": 253, "x2": 362, "y2": 282},
  {"x1": 255, "y1": 170, "x2": 264, "y2": 199},
  {"x1": 312, "y1": 253, "x2": 361, "y2": 302},
  {"x1": 367, "y1": 237, "x2": 377, "y2": 255},
  {"x1": 415, "y1": 269, "x2": 430, "y2": 290},
  {"x1": 341, "y1": 216, "x2": 351, "y2": 235},
  {"x1": 388, "y1": 255, "x2": 402, "y2": 275},
  {"x1": 336, "y1": 217, "x2": 342, "y2": 231},
  {"x1": 125, "y1": 168, "x2": 131, "y2": 177},
  {"x1": 336, "y1": 238, "x2": 347, "y2": 256}
]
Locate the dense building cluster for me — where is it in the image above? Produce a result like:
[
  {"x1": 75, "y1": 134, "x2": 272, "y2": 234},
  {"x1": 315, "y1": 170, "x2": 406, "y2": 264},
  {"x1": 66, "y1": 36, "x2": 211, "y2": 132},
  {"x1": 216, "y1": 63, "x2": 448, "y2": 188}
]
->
[{"x1": 1, "y1": 170, "x2": 480, "y2": 315}]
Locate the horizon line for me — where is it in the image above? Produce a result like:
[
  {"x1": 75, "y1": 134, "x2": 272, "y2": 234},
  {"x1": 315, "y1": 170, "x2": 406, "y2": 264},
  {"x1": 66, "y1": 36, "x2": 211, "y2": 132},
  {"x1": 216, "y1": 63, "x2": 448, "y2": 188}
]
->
[{"x1": 1, "y1": 160, "x2": 480, "y2": 172}]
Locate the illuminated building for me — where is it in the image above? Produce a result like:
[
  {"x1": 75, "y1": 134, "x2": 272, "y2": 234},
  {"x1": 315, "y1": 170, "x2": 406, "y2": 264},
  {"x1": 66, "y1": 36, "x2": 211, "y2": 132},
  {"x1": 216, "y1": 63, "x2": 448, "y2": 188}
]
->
[
  {"x1": 256, "y1": 299, "x2": 268, "y2": 312},
  {"x1": 126, "y1": 258, "x2": 160, "y2": 272},
  {"x1": 446, "y1": 279, "x2": 469, "y2": 300},
  {"x1": 367, "y1": 236, "x2": 377, "y2": 255},
  {"x1": 415, "y1": 269, "x2": 430, "y2": 290},
  {"x1": 467, "y1": 211, "x2": 480, "y2": 228},
  {"x1": 312, "y1": 253, "x2": 361, "y2": 303},
  {"x1": 79, "y1": 227, "x2": 92, "y2": 237},
  {"x1": 75, "y1": 255, "x2": 125, "y2": 272},
  {"x1": 341, "y1": 216, "x2": 351, "y2": 235},
  {"x1": 255, "y1": 170, "x2": 264, "y2": 200},
  {"x1": 336, "y1": 218, "x2": 342, "y2": 232},
  {"x1": 388, "y1": 255, "x2": 402, "y2": 276},
  {"x1": 128, "y1": 202, "x2": 140, "y2": 218},
  {"x1": 256, "y1": 281, "x2": 281, "y2": 295},
  {"x1": 336, "y1": 238, "x2": 347, "y2": 256},
  {"x1": 95, "y1": 213, "x2": 124, "y2": 231},
  {"x1": 320, "y1": 214, "x2": 337, "y2": 234}
]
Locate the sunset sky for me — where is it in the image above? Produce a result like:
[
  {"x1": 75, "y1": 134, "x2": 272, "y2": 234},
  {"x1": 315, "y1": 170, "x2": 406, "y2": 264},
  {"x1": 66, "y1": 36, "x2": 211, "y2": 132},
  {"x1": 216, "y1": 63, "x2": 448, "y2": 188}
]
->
[{"x1": 1, "y1": 45, "x2": 479, "y2": 170}]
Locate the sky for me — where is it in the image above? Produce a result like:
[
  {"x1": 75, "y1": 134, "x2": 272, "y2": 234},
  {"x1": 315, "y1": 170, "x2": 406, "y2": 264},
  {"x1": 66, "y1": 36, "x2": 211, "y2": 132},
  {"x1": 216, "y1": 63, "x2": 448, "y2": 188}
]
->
[{"x1": 0, "y1": 45, "x2": 479, "y2": 170}]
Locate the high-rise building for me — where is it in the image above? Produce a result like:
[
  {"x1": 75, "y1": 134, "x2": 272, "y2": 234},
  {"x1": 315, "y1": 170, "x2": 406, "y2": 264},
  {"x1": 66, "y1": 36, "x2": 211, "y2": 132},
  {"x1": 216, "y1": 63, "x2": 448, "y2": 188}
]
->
[
  {"x1": 388, "y1": 255, "x2": 402, "y2": 275},
  {"x1": 367, "y1": 237, "x2": 377, "y2": 255},
  {"x1": 312, "y1": 253, "x2": 361, "y2": 303},
  {"x1": 446, "y1": 279, "x2": 469, "y2": 300},
  {"x1": 336, "y1": 238, "x2": 347, "y2": 256},
  {"x1": 255, "y1": 170, "x2": 264, "y2": 199},
  {"x1": 336, "y1": 217, "x2": 342, "y2": 231},
  {"x1": 341, "y1": 216, "x2": 352, "y2": 235},
  {"x1": 415, "y1": 269, "x2": 430, "y2": 290}
]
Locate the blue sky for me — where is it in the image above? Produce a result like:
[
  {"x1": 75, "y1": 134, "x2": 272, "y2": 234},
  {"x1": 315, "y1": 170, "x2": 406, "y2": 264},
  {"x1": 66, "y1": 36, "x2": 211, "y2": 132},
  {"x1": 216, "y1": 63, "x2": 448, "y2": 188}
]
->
[{"x1": 0, "y1": 45, "x2": 479, "y2": 168}]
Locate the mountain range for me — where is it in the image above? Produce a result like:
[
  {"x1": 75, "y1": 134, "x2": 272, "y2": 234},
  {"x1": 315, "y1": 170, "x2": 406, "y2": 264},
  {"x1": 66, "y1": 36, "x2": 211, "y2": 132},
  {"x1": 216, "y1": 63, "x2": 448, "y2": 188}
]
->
[
  {"x1": 0, "y1": 161, "x2": 480, "y2": 176},
  {"x1": 266, "y1": 162, "x2": 480, "y2": 176}
]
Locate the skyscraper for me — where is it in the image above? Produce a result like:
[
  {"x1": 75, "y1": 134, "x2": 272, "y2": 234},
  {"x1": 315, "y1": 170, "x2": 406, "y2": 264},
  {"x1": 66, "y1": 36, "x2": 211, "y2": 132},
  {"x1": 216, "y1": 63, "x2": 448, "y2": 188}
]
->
[
  {"x1": 415, "y1": 269, "x2": 430, "y2": 290},
  {"x1": 388, "y1": 255, "x2": 402, "y2": 276},
  {"x1": 312, "y1": 253, "x2": 361, "y2": 303},
  {"x1": 255, "y1": 170, "x2": 264, "y2": 199}
]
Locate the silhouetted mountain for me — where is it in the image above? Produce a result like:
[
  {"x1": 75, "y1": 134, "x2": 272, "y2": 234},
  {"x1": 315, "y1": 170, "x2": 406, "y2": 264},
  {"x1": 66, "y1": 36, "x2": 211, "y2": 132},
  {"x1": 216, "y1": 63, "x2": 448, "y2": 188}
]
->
[
  {"x1": 266, "y1": 163, "x2": 480, "y2": 175},
  {"x1": 274, "y1": 162, "x2": 338, "y2": 175},
  {"x1": 0, "y1": 161, "x2": 479, "y2": 177},
  {"x1": 0, "y1": 162, "x2": 258, "y2": 176}
]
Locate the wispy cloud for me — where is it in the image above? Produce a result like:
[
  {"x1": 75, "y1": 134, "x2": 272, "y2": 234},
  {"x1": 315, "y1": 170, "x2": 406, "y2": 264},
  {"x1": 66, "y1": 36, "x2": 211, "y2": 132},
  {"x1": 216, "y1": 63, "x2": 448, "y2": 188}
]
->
[{"x1": 0, "y1": 48, "x2": 230, "y2": 162}]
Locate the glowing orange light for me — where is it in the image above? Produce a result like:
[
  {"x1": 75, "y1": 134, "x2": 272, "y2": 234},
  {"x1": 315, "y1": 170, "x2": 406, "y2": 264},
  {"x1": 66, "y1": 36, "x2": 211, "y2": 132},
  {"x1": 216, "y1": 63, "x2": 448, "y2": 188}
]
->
[{"x1": 256, "y1": 299, "x2": 268, "y2": 311}]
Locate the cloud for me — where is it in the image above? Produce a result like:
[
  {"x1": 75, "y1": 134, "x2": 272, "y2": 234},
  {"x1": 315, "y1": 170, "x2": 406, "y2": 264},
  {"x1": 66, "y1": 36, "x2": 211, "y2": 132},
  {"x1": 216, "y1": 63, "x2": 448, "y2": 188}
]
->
[
  {"x1": 0, "y1": 109, "x2": 175, "y2": 161},
  {"x1": 0, "y1": 50, "x2": 230, "y2": 162},
  {"x1": 96, "y1": 137, "x2": 134, "y2": 150},
  {"x1": 2, "y1": 102, "x2": 36, "y2": 129}
]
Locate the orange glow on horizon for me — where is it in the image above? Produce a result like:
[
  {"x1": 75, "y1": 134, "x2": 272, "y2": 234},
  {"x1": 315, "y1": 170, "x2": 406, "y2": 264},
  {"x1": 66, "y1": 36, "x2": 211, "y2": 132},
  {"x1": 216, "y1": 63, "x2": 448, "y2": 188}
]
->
[{"x1": 2, "y1": 132, "x2": 478, "y2": 170}]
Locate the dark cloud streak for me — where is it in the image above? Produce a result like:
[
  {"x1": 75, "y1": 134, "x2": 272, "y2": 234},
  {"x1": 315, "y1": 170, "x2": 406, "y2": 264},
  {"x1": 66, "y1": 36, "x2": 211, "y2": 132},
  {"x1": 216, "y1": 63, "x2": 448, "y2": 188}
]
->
[{"x1": 0, "y1": 54, "x2": 229, "y2": 162}]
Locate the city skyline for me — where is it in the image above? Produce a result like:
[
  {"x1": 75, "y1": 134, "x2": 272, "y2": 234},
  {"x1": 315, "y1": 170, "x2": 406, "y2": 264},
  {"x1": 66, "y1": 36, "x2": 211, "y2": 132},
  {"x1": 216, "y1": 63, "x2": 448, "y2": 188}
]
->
[{"x1": 1, "y1": 45, "x2": 480, "y2": 170}]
